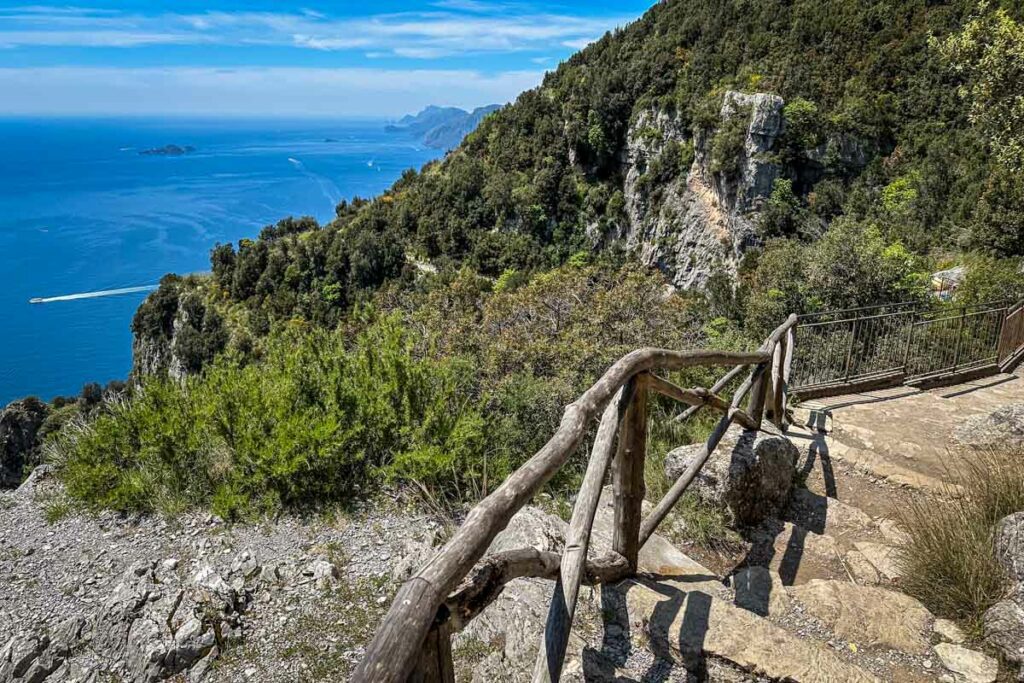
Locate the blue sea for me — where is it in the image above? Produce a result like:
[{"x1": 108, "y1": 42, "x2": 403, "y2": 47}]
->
[{"x1": 0, "y1": 118, "x2": 439, "y2": 406}]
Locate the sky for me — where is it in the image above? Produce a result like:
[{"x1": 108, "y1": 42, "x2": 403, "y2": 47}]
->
[{"x1": 0, "y1": 1, "x2": 656, "y2": 117}]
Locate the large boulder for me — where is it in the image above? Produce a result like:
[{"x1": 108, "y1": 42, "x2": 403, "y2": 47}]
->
[
  {"x1": 983, "y1": 594, "x2": 1024, "y2": 668},
  {"x1": 0, "y1": 397, "x2": 49, "y2": 488},
  {"x1": 664, "y1": 424, "x2": 798, "y2": 527},
  {"x1": 995, "y1": 512, "x2": 1024, "y2": 583},
  {"x1": 952, "y1": 403, "x2": 1024, "y2": 451},
  {"x1": 983, "y1": 513, "x2": 1024, "y2": 671}
]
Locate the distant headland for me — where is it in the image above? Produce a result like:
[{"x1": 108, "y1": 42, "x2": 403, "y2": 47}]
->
[{"x1": 386, "y1": 104, "x2": 500, "y2": 150}]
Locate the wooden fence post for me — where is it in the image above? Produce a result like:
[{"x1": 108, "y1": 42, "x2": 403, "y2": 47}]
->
[
  {"x1": 781, "y1": 327, "x2": 794, "y2": 426},
  {"x1": 612, "y1": 372, "x2": 648, "y2": 572},
  {"x1": 408, "y1": 616, "x2": 455, "y2": 683},
  {"x1": 747, "y1": 357, "x2": 771, "y2": 427},
  {"x1": 771, "y1": 332, "x2": 788, "y2": 428}
]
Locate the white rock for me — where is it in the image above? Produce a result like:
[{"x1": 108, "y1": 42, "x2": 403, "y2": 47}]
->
[{"x1": 933, "y1": 643, "x2": 998, "y2": 683}]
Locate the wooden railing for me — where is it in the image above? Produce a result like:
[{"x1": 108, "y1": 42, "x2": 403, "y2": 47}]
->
[{"x1": 353, "y1": 315, "x2": 798, "y2": 682}]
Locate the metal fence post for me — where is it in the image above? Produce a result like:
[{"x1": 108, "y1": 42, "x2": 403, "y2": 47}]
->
[
  {"x1": 843, "y1": 312, "x2": 860, "y2": 381},
  {"x1": 952, "y1": 307, "x2": 966, "y2": 370},
  {"x1": 902, "y1": 310, "x2": 918, "y2": 375}
]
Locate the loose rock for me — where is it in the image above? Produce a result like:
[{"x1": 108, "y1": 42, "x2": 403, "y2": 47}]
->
[{"x1": 933, "y1": 643, "x2": 998, "y2": 683}]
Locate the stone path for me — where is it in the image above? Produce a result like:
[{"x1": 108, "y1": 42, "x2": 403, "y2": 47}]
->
[{"x1": 737, "y1": 370, "x2": 1024, "y2": 682}]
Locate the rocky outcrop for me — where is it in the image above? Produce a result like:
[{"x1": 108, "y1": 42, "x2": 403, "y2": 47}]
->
[
  {"x1": 664, "y1": 424, "x2": 798, "y2": 527},
  {"x1": 0, "y1": 557, "x2": 252, "y2": 683},
  {"x1": 0, "y1": 397, "x2": 49, "y2": 488},
  {"x1": 953, "y1": 403, "x2": 1024, "y2": 451},
  {"x1": 711, "y1": 91, "x2": 785, "y2": 215},
  {"x1": 131, "y1": 283, "x2": 226, "y2": 382},
  {"x1": 131, "y1": 308, "x2": 191, "y2": 382},
  {"x1": 616, "y1": 92, "x2": 784, "y2": 290},
  {"x1": 983, "y1": 512, "x2": 1024, "y2": 673},
  {"x1": 614, "y1": 90, "x2": 870, "y2": 291}
]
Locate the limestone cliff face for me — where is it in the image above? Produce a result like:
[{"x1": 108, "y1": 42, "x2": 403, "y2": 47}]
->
[
  {"x1": 130, "y1": 283, "x2": 227, "y2": 382},
  {"x1": 618, "y1": 91, "x2": 785, "y2": 290},
  {"x1": 0, "y1": 397, "x2": 49, "y2": 487},
  {"x1": 131, "y1": 307, "x2": 191, "y2": 382}
]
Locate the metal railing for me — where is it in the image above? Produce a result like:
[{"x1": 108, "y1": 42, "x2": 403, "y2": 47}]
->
[{"x1": 791, "y1": 299, "x2": 1024, "y2": 395}]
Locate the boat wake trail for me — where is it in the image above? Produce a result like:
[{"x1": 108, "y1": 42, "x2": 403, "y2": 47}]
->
[
  {"x1": 30, "y1": 285, "x2": 158, "y2": 304},
  {"x1": 287, "y1": 156, "x2": 341, "y2": 205}
]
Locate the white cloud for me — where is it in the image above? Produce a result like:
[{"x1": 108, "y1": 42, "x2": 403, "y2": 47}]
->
[
  {"x1": 0, "y1": 6, "x2": 635, "y2": 57},
  {"x1": 0, "y1": 66, "x2": 544, "y2": 117},
  {"x1": 561, "y1": 37, "x2": 595, "y2": 50}
]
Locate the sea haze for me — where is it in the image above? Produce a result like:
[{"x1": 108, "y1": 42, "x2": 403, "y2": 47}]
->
[{"x1": 0, "y1": 117, "x2": 439, "y2": 405}]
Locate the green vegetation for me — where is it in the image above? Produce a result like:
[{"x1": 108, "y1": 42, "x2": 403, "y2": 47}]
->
[
  {"x1": 52, "y1": 264, "x2": 706, "y2": 517},
  {"x1": 898, "y1": 448, "x2": 1024, "y2": 634}
]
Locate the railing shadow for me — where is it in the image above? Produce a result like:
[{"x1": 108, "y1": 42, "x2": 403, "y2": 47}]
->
[
  {"x1": 730, "y1": 426, "x2": 836, "y2": 616},
  {"x1": 937, "y1": 373, "x2": 1019, "y2": 399},
  {"x1": 586, "y1": 579, "x2": 713, "y2": 682}
]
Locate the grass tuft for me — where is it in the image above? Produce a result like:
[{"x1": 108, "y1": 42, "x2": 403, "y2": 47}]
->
[{"x1": 897, "y1": 448, "x2": 1024, "y2": 635}]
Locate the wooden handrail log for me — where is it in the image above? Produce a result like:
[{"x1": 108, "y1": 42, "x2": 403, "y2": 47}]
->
[
  {"x1": 533, "y1": 381, "x2": 635, "y2": 682},
  {"x1": 647, "y1": 374, "x2": 758, "y2": 430},
  {"x1": 442, "y1": 548, "x2": 630, "y2": 631},
  {"x1": 354, "y1": 347, "x2": 770, "y2": 682},
  {"x1": 671, "y1": 315, "x2": 795, "y2": 425},
  {"x1": 638, "y1": 407, "x2": 737, "y2": 547},
  {"x1": 766, "y1": 314, "x2": 799, "y2": 346},
  {"x1": 672, "y1": 362, "x2": 748, "y2": 423}
]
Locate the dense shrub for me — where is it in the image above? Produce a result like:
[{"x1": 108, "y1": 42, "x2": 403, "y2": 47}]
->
[
  {"x1": 54, "y1": 264, "x2": 709, "y2": 517},
  {"x1": 52, "y1": 316, "x2": 485, "y2": 517}
]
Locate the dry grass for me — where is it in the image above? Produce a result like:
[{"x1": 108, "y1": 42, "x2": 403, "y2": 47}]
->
[{"x1": 897, "y1": 448, "x2": 1024, "y2": 635}]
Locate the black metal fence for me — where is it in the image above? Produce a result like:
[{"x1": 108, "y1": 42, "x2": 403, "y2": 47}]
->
[{"x1": 790, "y1": 299, "x2": 1024, "y2": 393}]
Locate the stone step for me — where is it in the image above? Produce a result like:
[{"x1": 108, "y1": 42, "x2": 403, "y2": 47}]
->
[
  {"x1": 608, "y1": 576, "x2": 880, "y2": 682},
  {"x1": 786, "y1": 579, "x2": 932, "y2": 655},
  {"x1": 792, "y1": 425, "x2": 954, "y2": 492}
]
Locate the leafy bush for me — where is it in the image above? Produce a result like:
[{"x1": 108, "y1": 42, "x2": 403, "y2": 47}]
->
[
  {"x1": 52, "y1": 316, "x2": 486, "y2": 517},
  {"x1": 55, "y1": 263, "x2": 711, "y2": 517},
  {"x1": 898, "y1": 448, "x2": 1024, "y2": 633},
  {"x1": 781, "y1": 98, "x2": 823, "y2": 151},
  {"x1": 759, "y1": 178, "x2": 803, "y2": 238}
]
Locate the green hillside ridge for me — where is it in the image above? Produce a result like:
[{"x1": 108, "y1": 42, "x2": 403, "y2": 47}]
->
[
  {"x1": 13, "y1": 0, "x2": 1024, "y2": 516},
  {"x1": 134, "y1": 0, "x2": 1024, "y2": 353}
]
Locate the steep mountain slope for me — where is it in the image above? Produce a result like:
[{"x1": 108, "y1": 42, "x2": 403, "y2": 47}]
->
[{"x1": 132, "y1": 0, "x2": 1024, "y2": 374}]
